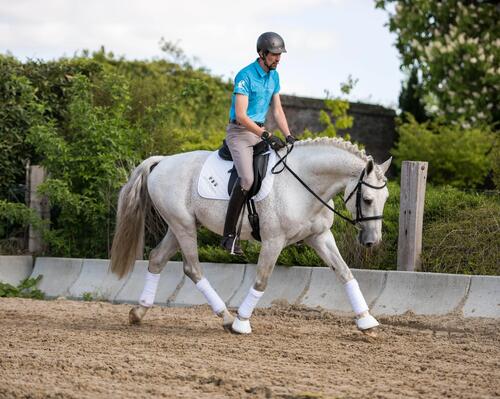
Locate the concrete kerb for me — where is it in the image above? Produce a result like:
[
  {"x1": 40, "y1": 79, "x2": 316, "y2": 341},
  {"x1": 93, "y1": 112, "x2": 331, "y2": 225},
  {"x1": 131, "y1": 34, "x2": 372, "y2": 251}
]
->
[
  {"x1": 463, "y1": 275, "x2": 500, "y2": 318},
  {"x1": 301, "y1": 268, "x2": 387, "y2": 314},
  {"x1": 228, "y1": 265, "x2": 312, "y2": 308},
  {"x1": 68, "y1": 259, "x2": 127, "y2": 301},
  {"x1": 114, "y1": 260, "x2": 185, "y2": 305},
  {"x1": 31, "y1": 257, "x2": 83, "y2": 298},
  {"x1": 371, "y1": 271, "x2": 471, "y2": 316},
  {"x1": 172, "y1": 263, "x2": 246, "y2": 307},
  {"x1": 0, "y1": 255, "x2": 33, "y2": 286},
  {"x1": 5, "y1": 256, "x2": 499, "y2": 319}
]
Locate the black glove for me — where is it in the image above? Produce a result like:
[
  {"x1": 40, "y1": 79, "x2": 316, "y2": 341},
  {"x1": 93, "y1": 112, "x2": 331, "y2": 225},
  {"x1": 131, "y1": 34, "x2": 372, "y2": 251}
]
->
[
  {"x1": 286, "y1": 135, "x2": 297, "y2": 145},
  {"x1": 261, "y1": 131, "x2": 285, "y2": 150},
  {"x1": 268, "y1": 136, "x2": 285, "y2": 151}
]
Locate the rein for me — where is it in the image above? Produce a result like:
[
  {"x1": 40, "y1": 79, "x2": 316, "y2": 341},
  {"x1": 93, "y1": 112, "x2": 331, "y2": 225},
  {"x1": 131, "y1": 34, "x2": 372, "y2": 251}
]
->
[{"x1": 271, "y1": 143, "x2": 387, "y2": 226}]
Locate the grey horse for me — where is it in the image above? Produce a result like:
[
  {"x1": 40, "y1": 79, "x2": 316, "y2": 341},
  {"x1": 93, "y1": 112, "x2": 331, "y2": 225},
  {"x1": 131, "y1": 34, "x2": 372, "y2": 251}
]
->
[{"x1": 110, "y1": 137, "x2": 391, "y2": 334}]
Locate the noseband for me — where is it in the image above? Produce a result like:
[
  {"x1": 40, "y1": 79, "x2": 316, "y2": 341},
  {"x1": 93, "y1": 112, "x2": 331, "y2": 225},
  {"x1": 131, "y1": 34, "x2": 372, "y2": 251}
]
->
[
  {"x1": 272, "y1": 144, "x2": 387, "y2": 227},
  {"x1": 343, "y1": 169, "x2": 387, "y2": 224}
]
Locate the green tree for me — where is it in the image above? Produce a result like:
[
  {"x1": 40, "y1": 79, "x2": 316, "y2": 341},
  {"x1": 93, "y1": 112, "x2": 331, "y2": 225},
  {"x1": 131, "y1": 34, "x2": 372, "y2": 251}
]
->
[
  {"x1": 398, "y1": 67, "x2": 427, "y2": 123},
  {"x1": 376, "y1": 0, "x2": 499, "y2": 126}
]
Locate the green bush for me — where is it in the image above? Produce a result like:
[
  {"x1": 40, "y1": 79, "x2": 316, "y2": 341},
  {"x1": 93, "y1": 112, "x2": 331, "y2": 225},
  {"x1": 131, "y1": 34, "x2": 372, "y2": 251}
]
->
[
  {"x1": 0, "y1": 200, "x2": 47, "y2": 254},
  {"x1": 0, "y1": 275, "x2": 45, "y2": 299},
  {"x1": 392, "y1": 115, "x2": 494, "y2": 189}
]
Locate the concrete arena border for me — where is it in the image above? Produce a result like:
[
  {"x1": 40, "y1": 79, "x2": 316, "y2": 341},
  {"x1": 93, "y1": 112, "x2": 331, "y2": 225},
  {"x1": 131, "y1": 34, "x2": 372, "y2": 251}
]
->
[{"x1": 0, "y1": 256, "x2": 498, "y2": 318}]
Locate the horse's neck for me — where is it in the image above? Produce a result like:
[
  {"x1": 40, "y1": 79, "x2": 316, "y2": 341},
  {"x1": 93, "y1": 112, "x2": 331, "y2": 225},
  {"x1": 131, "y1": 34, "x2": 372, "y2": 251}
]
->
[{"x1": 291, "y1": 145, "x2": 365, "y2": 198}]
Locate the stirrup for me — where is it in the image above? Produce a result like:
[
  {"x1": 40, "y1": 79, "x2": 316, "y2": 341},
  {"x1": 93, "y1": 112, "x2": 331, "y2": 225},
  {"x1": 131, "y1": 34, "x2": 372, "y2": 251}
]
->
[{"x1": 221, "y1": 235, "x2": 244, "y2": 256}]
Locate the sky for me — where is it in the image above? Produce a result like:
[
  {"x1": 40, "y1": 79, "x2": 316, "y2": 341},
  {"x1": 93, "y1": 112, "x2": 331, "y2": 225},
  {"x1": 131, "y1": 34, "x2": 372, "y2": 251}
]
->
[{"x1": 0, "y1": 0, "x2": 403, "y2": 108}]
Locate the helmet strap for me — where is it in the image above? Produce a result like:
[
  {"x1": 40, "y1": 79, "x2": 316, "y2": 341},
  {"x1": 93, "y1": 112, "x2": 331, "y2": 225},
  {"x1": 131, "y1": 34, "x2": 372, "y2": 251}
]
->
[{"x1": 259, "y1": 51, "x2": 272, "y2": 72}]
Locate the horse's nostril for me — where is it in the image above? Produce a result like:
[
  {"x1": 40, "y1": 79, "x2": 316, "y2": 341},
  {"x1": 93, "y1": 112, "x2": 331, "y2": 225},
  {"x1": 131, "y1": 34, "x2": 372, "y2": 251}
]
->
[{"x1": 365, "y1": 242, "x2": 374, "y2": 248}]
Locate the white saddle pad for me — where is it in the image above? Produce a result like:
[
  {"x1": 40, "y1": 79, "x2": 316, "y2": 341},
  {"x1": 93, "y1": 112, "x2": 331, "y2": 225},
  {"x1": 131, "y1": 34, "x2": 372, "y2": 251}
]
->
[{"x1": 197, "y1": 150, "x2": 277, "y2": 201}]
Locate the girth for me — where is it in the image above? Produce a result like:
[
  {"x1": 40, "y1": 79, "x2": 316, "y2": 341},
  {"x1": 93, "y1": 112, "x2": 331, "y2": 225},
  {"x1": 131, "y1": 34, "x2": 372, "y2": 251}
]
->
[{"x1": 218, "y1": 139, "x2": 270, "y2": 241}]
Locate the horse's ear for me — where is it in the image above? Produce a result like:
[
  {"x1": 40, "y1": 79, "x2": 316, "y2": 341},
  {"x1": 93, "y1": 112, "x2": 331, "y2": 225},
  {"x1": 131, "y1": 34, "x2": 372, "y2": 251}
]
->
[
  {"x1": 365, "y1": 159, "x2": 374, "y2": 176},
  {"x1": 379, "y1": 157, "x2": 392, "y2": 176}
]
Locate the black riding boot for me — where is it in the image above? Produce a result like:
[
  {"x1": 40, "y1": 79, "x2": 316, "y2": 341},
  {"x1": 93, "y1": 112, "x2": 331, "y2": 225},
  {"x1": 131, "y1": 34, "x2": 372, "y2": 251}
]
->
[{"x1": 221, "y1": 180, "x2": 249, "y2": 255}]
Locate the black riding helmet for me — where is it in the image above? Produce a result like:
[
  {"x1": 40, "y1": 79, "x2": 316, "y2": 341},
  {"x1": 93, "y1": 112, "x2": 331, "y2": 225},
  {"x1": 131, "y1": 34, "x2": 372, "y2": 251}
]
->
[{"x1": 256, "y1": 32, "x2": 287, "y2": 55}]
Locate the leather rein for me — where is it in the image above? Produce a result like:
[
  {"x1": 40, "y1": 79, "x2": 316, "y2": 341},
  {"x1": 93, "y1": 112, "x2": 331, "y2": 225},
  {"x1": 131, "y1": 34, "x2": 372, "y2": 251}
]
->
[{"x1": 270, "y1": 143, "x2": 387, "y2": 227}]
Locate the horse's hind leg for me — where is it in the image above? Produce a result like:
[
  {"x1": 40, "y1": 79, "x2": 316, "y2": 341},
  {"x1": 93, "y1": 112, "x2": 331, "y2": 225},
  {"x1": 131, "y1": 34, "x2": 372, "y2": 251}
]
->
[
  {"x1": 231, "y1": 237, "x2": 285, "y2": 334},
  {"x1": 129, "y1": 229, "x2": 180, "y2": 324},
  {"x1": 170, "y1": 221, "x2": 234, "y2": 331}
]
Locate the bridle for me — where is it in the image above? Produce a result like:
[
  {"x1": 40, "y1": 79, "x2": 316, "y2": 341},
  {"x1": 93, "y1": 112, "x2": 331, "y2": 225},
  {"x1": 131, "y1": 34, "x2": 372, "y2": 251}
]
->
[
  {"x1": 343, "y1": 168, "x2": 387, "y2": 223},
  {"x1": 271, "y1": 143, "x2": 387, "y2": 227}
]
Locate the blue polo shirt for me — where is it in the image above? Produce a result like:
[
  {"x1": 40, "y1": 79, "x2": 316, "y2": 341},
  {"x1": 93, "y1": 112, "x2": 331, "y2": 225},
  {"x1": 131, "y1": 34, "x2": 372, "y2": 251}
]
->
[{"x1": 229, "y1": 59, "x2": 280, "y2": 124}]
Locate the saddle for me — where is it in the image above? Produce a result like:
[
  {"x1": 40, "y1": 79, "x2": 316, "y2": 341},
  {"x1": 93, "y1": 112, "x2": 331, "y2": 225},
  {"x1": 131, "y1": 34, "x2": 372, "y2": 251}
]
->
[{"x1": 218, "y1": 139, "x2": 270, "y2": 241}]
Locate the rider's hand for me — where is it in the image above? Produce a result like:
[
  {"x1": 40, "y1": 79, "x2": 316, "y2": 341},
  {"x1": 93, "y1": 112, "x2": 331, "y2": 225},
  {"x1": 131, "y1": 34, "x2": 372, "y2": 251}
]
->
[
  {"x1": 286, "y1": 134, "x2": 297, "y2": 145},
  {"x1": 261, "y1": 130, "x2": 272, "y2": 141},
  {"x1": 268, "y1": 136, "x2": 285, "y2": 151}
]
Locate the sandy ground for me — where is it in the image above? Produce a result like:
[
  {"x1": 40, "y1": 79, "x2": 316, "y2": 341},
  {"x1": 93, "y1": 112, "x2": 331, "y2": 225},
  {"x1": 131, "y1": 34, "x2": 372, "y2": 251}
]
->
[{"x1": 0, "y1": 298, "x2": 499, "y2": 399}]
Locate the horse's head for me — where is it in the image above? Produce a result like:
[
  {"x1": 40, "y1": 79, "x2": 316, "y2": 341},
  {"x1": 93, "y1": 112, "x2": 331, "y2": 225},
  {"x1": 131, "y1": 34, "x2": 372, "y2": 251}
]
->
[{"x1": 343, "y1": 157, "x2": 391, "y2": 247}]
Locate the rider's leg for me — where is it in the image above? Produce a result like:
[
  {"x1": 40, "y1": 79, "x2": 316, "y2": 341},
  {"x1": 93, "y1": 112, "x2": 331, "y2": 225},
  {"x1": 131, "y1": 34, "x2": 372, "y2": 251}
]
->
[
  {"x1": 221, "y1": 179, "x2": 249, "y2": 255},
  {"x1": 305, "y1": 230, "x2": 379, "y2": 331},
  {"x1": 221, "y1": 125, "x2": 261, "y2": 254}
]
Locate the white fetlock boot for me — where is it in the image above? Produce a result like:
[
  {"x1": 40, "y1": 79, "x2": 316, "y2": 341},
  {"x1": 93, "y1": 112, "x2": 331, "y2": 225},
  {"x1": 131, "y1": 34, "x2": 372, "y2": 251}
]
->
[
  {"x1": 231, "y1": 317, "x2": 252, "y2": 334},
  {"x1": 344, "y1": 279, "x2": 380, "y2": 332},
  {"x1": 356, "y1": 314, "x2": 379, "y2": 330},
  {"x1": 231, "y1": 287, "x2": 264, "y2": 334}
]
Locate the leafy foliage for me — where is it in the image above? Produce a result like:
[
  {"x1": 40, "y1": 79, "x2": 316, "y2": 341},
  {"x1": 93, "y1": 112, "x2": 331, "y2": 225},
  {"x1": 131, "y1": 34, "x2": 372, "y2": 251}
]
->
[
  {"x1": 398, "y1": 67, "x2": 428, "y2": 123},
  {"x1": 392, "y1": 115, "x2": 495, "y2": 188},
  {"x1": 376, "y1": 0, "x2": 499, "y2": 126},
  {"x1": 301, "y1": 76, "x2": 357, "y2": 141},
  {"x1": 0, "y1": 275, "x2": 45, "y2": 299},
  {"x1": 0, "y1": 200, "x2": 47, "y2": 254},
  {"x1": 0, "y1": 50, "x2": 231, "y2": 257}
]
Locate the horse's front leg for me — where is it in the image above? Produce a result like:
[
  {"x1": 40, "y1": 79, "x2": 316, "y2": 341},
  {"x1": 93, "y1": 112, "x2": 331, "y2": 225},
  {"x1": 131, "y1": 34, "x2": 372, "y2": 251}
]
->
[
  {"x1": 231, "y1": 238, "x2": 285, "y2": 334},
  {"x1": 305, "y1": 230, "x2": 379, "y2": 333}
]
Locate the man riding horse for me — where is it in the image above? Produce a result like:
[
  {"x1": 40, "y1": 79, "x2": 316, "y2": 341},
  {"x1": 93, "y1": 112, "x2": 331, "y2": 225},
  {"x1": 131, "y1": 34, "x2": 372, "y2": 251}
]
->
[{"x1": 221, "y1": 32, "x2": 297, "y2": 255}]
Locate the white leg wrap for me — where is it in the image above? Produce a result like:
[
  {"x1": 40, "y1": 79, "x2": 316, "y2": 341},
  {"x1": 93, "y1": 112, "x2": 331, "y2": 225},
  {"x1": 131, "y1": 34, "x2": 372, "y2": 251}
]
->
[
  {"x1": 344, "y1": 279, "x2": 369, "y2": 316},
  {"x1": 238, "y1": 287, "x2": 264, "y2": 319},
  {"x1": 196, "y1": 278, "x2": 226, "y2": 314},
  {"x1": 139, "y1": 271, "x2": 160, "y2": 307}
]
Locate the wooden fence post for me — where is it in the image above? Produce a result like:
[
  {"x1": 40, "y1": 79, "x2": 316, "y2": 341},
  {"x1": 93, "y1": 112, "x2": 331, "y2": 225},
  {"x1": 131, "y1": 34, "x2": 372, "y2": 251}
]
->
[
  {"x1": 28, "y1": 165, "x2": 49, "y2": 254},
  {"x1": 397, "y1": 161, "x2": 428, "y2": 271}
]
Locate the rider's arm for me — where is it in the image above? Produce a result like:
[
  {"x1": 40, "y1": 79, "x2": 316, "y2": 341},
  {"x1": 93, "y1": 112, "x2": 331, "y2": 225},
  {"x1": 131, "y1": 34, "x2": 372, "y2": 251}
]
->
[
  {"x1": 271, "y1": 94, "x2": 291, "y2": 138},
  {"x1": 234, "y1": 94, "x2": 268, "y2": 137}
]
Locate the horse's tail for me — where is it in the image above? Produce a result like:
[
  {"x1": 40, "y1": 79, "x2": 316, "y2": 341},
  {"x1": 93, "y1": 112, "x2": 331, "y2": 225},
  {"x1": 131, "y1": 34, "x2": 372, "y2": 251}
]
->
[{"x1": 110, "y1": 156, "x2": 164, "y2": 279}]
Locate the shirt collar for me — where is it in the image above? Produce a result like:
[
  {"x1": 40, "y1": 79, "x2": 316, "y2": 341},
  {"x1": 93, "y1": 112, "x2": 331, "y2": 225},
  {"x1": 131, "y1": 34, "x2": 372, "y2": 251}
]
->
[{"x1": 253, "y1": 58, "x2": 268, "y2": 77}]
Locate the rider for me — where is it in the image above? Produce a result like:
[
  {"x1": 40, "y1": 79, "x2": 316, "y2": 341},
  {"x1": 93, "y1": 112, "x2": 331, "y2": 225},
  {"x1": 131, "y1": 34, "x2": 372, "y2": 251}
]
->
[{"x1": 221, "y1": 32, "x2": 296, "y2": 255}]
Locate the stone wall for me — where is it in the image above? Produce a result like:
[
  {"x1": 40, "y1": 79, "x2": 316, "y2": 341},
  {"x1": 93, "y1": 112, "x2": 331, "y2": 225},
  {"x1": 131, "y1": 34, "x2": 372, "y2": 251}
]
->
[{"x1": 265, "y1": 95, "x2": 396, "y2": 163}]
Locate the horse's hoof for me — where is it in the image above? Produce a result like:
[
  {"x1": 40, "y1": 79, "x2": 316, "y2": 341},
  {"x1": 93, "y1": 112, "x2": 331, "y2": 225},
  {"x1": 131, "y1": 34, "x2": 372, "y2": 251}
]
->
[
  {"x1": 362, "y1": 328, "x2": 378, "y2": 338},
  {"x1": 129, "y1": 306, "x2": 148, "y2": 325},
  {"x1": 231, "y1": 317, "x2": 252, "y2": 334},
  {"x1": 356, "y1": 314, "x2": 379, "y2": 331}
]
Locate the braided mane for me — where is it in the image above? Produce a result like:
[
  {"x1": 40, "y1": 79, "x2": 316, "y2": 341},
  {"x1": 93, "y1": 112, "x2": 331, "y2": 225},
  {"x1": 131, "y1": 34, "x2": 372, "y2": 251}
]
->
[{"x1": 293, "y1": 136, "x2": 385, "y2": 180}]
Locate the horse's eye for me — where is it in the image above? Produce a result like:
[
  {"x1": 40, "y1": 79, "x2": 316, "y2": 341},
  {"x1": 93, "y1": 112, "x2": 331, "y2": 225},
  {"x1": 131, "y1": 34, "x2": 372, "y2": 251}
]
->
[{"x1": 363, "y1": 198, "x2": 373, "y2": 205}]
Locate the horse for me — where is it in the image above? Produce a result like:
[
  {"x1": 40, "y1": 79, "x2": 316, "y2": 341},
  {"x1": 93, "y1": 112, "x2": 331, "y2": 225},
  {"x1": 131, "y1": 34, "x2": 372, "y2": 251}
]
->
[{"x1": 110, "y1": 136, "x2": 391, "y2": 334}]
